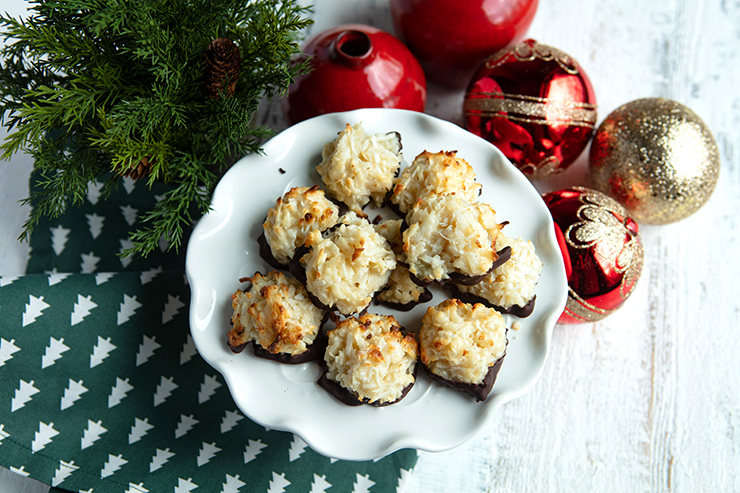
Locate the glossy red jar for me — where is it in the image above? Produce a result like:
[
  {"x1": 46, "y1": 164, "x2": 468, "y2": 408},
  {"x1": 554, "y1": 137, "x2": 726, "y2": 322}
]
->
[
  {"x1": 282, "y1": 24, "x2": 427, "y2": 125},
  {"x1": 391, "y1": 0, "x2": 538, "y2": 88}
]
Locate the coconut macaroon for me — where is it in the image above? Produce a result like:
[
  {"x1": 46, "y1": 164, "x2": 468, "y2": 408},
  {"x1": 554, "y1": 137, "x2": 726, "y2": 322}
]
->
[
  {"x1": 316, "y1": 122, "x2": 402, "y2": 213},
  {"x1": 403, "y1": 194, "x2": 503, "y2": 285},
  {"x1": 261, "y1": 186, "x2": 340, "y2": 267},
  {"x1": 387, "y1": 150, "x2": 482, "y2": 215},
  {"x1": 372, "y1": 218, "x2": 432, "y2": 309},
  {"x1": 375, "y1": 265, "x2": 434, "y2": 310},
  {"x1": 419, "y1": 299, "x2": 508, "y2": 401},
  {"x1": 296, "y1": 212, "x2": 397, "y2": 316},
  {"x1": 319, "y1": 313, "x2": 419, "y2": 406},
  {"x1": 373, "y1": 218, "x2": 404, "y2": 255},
  {"x1": 454, "y1": 234, "x2": 543, "y2": 317},
  {"x1": 228, "y1": 271, "x2": 326, "y2": 363}
]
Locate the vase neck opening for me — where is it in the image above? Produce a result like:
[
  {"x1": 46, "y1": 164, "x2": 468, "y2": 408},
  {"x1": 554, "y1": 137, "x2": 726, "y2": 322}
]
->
[{"x1": 333, "y1": 30, "x2": 373, "y2": 67}]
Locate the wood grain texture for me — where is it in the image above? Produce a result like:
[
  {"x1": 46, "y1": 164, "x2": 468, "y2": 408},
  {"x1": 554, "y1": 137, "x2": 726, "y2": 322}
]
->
[{"x1": 1, "y1": 0, "x2": 739, "y2": 491}]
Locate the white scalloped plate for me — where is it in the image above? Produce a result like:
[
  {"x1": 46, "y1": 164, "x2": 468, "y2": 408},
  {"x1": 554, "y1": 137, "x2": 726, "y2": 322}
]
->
[{"x1": 185, "y1": 108, "x2": 567, "y2": 461}]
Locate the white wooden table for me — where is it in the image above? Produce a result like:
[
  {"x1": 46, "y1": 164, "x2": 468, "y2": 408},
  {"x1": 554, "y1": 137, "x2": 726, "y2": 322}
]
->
[{"x1": 2, "y1": 0, "x2": 739, "y2": 491}]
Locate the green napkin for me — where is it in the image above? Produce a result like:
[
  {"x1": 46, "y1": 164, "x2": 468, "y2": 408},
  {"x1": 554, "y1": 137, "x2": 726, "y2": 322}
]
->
[{"x1": 0, "y1": 174, "x2": 418, "y2": 492}]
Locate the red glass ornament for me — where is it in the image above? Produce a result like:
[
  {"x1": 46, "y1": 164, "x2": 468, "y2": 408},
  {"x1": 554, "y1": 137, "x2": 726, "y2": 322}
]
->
[
  {"x1": 464, "y1": 39, "x2": 597, "y2": 180},
  {"x1": 390, "y1": 0, "x2": 538, "y2": 88},
  {"x1": 542, "y1": 187, "x2": 644, "y2": 324},
  {"x1": 282, "y1": 24, "x2": 426, "y2": 125}
]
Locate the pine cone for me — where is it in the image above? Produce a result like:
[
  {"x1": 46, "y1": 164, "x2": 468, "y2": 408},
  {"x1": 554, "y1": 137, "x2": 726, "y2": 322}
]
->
[
  {"x1": 124, "y1": 156, "x2": 152, "y2": 180},
  {"x1": 202, "y1": 38, "x2": 242, "y2": 99}
]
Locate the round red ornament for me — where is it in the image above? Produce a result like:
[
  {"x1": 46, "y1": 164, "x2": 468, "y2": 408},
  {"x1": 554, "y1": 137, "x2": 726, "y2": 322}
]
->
[
  {"x1": 390, "y1": 0, "x2": 538, "y2": 88},
  {"x1": 542, "y1": 187, "x2": 644, "y2": 324},
  {"x1": 282, "y1": 24, "x2": 426, "y2": 125},
  {"x1": 464, "y1": 39, "x2": 597, "y2": 180}
]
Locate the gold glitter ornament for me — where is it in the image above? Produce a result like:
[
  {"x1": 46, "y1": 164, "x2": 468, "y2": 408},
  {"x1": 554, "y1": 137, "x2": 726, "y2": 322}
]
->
[{"x1": 588, "y1": 98, "x2": 720, "y2": 225}]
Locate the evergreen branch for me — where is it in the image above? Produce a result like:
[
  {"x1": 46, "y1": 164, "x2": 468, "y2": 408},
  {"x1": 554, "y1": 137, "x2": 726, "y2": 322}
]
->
[{"x1": 1, "y1": 0, "x2": 314, "y2": 257}]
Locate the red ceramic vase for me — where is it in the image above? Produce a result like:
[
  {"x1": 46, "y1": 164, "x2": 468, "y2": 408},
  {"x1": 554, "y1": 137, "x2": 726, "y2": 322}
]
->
[
  {"x1": 390, "y1": 0, "x2": 538, "y2": 88},
  {"x1": 542, "y1": 187, "x2": 644, "y2": 324},
  {"x1": 282, "y1": 24, "x2": 427, "y2": 125},
  {"x1": 464, "y1": 39, "x2": 597, "y2": 180}
]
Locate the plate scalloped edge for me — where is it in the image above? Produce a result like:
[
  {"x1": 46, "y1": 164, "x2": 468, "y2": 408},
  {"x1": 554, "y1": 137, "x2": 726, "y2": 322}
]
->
[{"x1": 186, "y1": 108, "x2": 568, "y2": 461}]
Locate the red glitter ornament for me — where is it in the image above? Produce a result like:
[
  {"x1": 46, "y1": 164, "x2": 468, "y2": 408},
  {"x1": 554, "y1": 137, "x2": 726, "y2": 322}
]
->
[
  {"x1": 464, "y1": 39, "x2": 597, "y2": 180},
  {"x1": 542, "y1": 187, "x2": 644, "y2": 324}
]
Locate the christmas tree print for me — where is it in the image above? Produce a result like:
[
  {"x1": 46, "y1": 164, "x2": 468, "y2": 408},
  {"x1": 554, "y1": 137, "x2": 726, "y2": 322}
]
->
[
  {"x1": 80, "y1": 252, "x2": 101, "y2": 273},
  {"x1": 244, "y1": 439, "x2": 267, "y2": 464},
  {"x1": 310, "y1": 474, "x2": 332, "y2": 493},
  {"x1": 122, "y1": 176, "x2": 136, "y2": 195},
  {"x1": 41, "y1": 336, "x2": 70, "y2": 368},
  {"x1": 289, "y1": 436, "x2": 307, "y2": 462},
  {"x1": 0, "y1": 338, "x2": 21, "y2": 366},
  {"x1": 174, "y1": 478, "x2": 198, "y2": 493},
  {"x1": 174, "y1": 414, "x2": 198, "y2": 439},
  {"x1": 153, "y1": 375, "x2": 178, "y2": 406},
  {"x1": 158, "y1": 232, "x2": 171, "y2": 253},
  {"x1": 267, "y1": 472, "x2": 291, "y2": 493},
  {"x1": 128, "y1": 417, "x2": 154, "y2": 444},
  {"x1": 95, "y1": 272, "x2": 116, "y2": 285},
  {"x1": 126, "y1": 482, "x2": 149, "y2": 493},
  {"x1": 117, "y1": 294, "x2": 142, "y2": 325},
  {"x1": 179, "y1": 334, "x2": 197, "y2": 365},
  {"x1": 87, "y1": 180, "x2": 103, "y2": 205},
  {"x1": 50, "y1": 225, "x2": 71, "y2": 255},
  {"x1": 32, "y1": 421, "x2": 60, "y2": 453},
  {"x1": 136, "y1": 335, "x2": 161, "y2": 366},
  {"x1": 163, "y1": 294, "x2": 186, "y2": 324},
  {"x1": 396, "y1": 468, "x2": 413, "y2": 492},
  {"x1": 85, "y1": 212, "x2": 105, "y2": 239},
  {"x1": 71, "y1": 294, "x2": 98, "y2": 326},
  {"x1": 0, "y1": 424, "x2": 10, "y2": 444},
  {"x1": 60, "y1": 379, "x2": 88, "y2": 410},
  {"x1": 197, "y1": 442, "x2": 222, "y2": 467},
  {"x1": 108, "y1": 377, "x2": 134, "y2": 408},
  {"x1": 12, "y1": 379, "x2": 40, "y2": 412},
  {"x1": 22, "y1": 295, "x2": 50, "y2": 327},
  {"x1": 198, "y1": 374, "x2": 222, "y2": 403},
  {"x1": 150, "y1": 448, "x2": 175, "y2": 473},
  {"x1": 352, "y1": 473, "x2": 376, "y2": 493},
  {"x1": 221, "y1": 474, "x2": 246, "y2": 493},
  {"x1": 101, "y1": 453, "x2": 128, "y2": 478},
  {"x1": 220, "y1": 409, "x2": 244, "y2": 434},
  {"x1": 10, "y1": 466, "x2": 30, "y2": 477},
  {"x1": 80, "y1": 419, "x2": 107, "y2": 450},
  {"x1": 51, "y1": 460, "x2": 79, "y2": 487},
  {"x1": 120, "y1": 239, "x2": 135, "y2": 269},
  {"x1": 90, "y1": 336, "x2": 116, "y2": 368},
  {"x1": 47, "y1": 269, "x2": 71, "y2": 286},
  {"x1": 0, "y1": 275, "x2": 20, "y2": 287},
  {"x1": 140, "y1": 266, "x2": 162, "y2": 285},
  {"x1": 120, "y1": 205, "x2": 138, "y2": 226}
]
